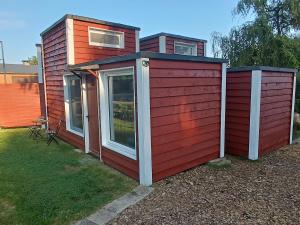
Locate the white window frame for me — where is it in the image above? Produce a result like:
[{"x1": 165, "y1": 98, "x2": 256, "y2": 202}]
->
[
  {"x1": 174, "y1": 41, "x2": 197, "y2": 56},
  {"x1": 99, "y1": 67, "x2": 136, "y2": 160},
  {"x1": 63, "y1": 74, "x2": 84, "y2": 137},
  {"x1": 88, "y1": 27, "x2": 125, "y2": 49}
]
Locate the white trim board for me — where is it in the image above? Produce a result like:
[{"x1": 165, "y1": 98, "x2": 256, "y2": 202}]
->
[
  {"x1": 290, "y1": 73, "x2": 296, "y2": 144},
  {"x1": 136, "y1": 58, "x2": 152, "y2": 186},
  {"x1": 135, "y1": 30, "x2": 140, "y2": 52},
  {"x1": 248, "y1": 70, "x2": 262, "y2": 160},
  {"x1": 82, "y1": 75, "x2": 90, "y2": 153},
  {"x1": 159, "y1": 36, "x2": 166, "y2": 53},
  {"x1": 220, "y1": 63, "x2": 227, "y2": 158},
  {"x1": 66, "y1": 18, "x2": 75, "y2": 65}
]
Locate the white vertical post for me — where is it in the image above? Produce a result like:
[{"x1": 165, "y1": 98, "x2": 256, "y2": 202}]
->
[
  {"x1": 136, "y1": 58, "x2": 152, "y2": 186},
  {"x1": 220, "y1": 63, "x2": 226, "y2": 158},
  {"x1": 82, "y1": 75, "x2": 90, "y2": 153},
  {"x1": 135, "y1": 30, "x2": 140, "y2": 52},
  {"x1": 248, "y1": 70, "x2": 262, "y2": 160},
  {"x1": 66, "y1": 18, "x2": 74, "y2": 65},
  {"x1": 290, "y1": 73, "x2": 296, "y2": 144},
  {"x1": 159, "y1": 36, "x2": 166, "y2": 53}
]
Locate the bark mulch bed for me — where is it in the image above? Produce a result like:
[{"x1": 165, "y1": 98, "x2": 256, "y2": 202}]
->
[{"x1": 108, "y1": 145, "x2": 300, "y2": 225}]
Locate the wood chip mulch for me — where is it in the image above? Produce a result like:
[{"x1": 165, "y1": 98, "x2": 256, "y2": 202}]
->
[{"x1": 108, "y1": 145, "x2": 300, "y2": 225}]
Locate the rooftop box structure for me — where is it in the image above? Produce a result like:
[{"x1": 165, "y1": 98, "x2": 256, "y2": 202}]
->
[{"x1": 140, "y1": 33, "x2": 207, "y2": 56}]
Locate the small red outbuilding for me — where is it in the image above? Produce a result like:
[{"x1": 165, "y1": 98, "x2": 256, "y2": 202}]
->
[{"x1": 226, "y1": 66, "x2": 297, "y2": 160}]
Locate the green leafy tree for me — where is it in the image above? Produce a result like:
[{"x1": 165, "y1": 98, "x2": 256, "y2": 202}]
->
[{"x1": 27, "y1": 56, "x2": 38, "y2": 65}]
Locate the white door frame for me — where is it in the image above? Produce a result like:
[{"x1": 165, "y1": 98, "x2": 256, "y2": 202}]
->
[{"x1": 82, "y1": 75, "x2": 90, "y2": 153}]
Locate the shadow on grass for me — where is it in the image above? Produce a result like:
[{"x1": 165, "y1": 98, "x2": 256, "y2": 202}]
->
[{"x1": 0, "y1": 128, "x2": 137, "y2": 225}]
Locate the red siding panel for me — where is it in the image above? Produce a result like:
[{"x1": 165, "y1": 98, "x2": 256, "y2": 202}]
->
[
  {"x1": 225, "y1": 71, "x2": 252, "y2": 157},
  {"x1": 73, "y1": 19, "x2": 136, "y2": 64},
  {"x1": 0, "y1": 84, "x2": 41, "y2": 128},
  {"x1": 140, "y1": 37, "x2": 160, "y2": 52},
  {"x1": 149, "y1": 59, "x2": 222, "y2": 182},
  {"x1": 259, "y1": 71, "x2": 293, "y2": 155},
  {"x1": 42, "y1": 20, "x2": 85, "y2": 149}
]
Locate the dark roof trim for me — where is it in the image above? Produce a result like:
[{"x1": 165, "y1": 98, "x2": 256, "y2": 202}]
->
[
  {"x1": 68, "y1": 51, "x2": 227, "y2": 71},
  {"x1": 0, "y1": 64, "x2": 38, "y2": 74},
  {"x1": 227, "y1": 66, "x2": 298, "y2": 73},
  {"x1": 140, "y1": 32, "x2": 207, "y2": 43},
  {"x1": 41, "y1": 14, "x2": 140, "y2": 36}
]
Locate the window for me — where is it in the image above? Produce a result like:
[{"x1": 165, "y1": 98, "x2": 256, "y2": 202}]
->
[
  {"x1": 100, "y1": 67, "x2": 136, "y2": 159},
  {"x1": 64, "y1": 75, "x2": 83, "y2": 135},
  {"x1": 174, "y1": 41, "x2": 197, "y2": 56},
  {"x1": 89, "y1": 27, "x2": 124, "y2": 48}
]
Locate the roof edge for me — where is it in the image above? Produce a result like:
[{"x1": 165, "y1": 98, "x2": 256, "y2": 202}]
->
[
  {"x1": 140, "y1": 32, "x2": 207, "y2": 43},
  {"x1": 40, "y1": 14, "x2": 140, "y2": 36},
  {"x1": 68, "y1": 51, "x2": 227, "y2": 71},
  {"x1": 228, "y1": 66, "x2": 298, "y2": 73}
]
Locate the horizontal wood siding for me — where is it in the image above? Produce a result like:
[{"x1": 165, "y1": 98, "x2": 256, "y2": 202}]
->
[
  {"x1": 225, "y1": 71, "x2": 251, "y2": 157},
  {"x1": 0, "y1": 83, "x2": 41, "y2": 128},
  {"x1": 259, "y1": 71, "x2": 293, "y2": 155},
  {"x1": 149, "y1": 59, "x2": 222, "y2": 181},
  {"x1": 166, "y1": 36, "x2": 205, "y2": 56},
  {"x1": 42, "y1": 20, "x2": 84, "y2": 149},
  {"x1": 73, "y1": 20, "x2": 136, "y2": 64},
  {"x1": 99, "y1": 60, "x2": 139, "y2": 180},
  {"x1": 140, "y1": 37, "x2": 160, "y2": 52}
]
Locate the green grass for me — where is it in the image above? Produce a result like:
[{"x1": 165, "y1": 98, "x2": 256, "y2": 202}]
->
[{"x1": 0, "y1": 128, "x2": 136, "y2": 225}]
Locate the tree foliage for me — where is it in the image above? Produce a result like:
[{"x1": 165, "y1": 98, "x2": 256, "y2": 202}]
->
[{"x1": 27, "y1": 56, "x2": 38, "y2": 65}]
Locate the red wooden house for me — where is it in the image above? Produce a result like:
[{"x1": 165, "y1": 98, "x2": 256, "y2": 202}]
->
[
  {"x1": 40, "y1": 14, "x2": 226, "y2": 185},
  {"x1": 226, "y1": 66, "x2": 297, "y2": 160},
  {"x1": 140, "y1": 33, "x2": 207, "y2": 56}
]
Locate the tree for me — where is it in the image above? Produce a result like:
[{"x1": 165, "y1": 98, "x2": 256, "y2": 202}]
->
[
  {"x1": 234, "y1": 0, "x2": 300, "y2": 35},
  {"x1": 26, "y1": 56, "x2": 38, "y2": 65}
]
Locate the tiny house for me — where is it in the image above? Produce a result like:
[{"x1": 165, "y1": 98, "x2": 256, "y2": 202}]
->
[
  {"x1": 40, "y1": 14, "x2": 227, "y2": 185},
  {"x1": 226, "y1": 66, "x2": 297, "y2": 160},
  {"x1": 140, "y1": 33, "x2": 207, "y2": 56}
]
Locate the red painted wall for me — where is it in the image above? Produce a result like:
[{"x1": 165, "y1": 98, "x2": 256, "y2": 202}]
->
[
  {"x1": 259, "y1": 71, "x2": 293, "y2": 155},
  {"x1": 0, "y1": 83, "x2": 41, "y2": 128},
  {"x1": 149, "y1": 60, "x2": 222, "y2": 181},
  {"x1": 225, "y1": 71, "x2": 251, "y2": 157},
  {"x1": 140, "y1": 37, "x2": 159, "y2": 52},
  {"x1": 166, "y1": 36, "x2": 205, "y2": 56},
  {"x1": 73, "y1": 19, "x2": 137, "y2": 64},
  {"x1": 42, "y1": 20, "x2": 85, "y2": 149}
]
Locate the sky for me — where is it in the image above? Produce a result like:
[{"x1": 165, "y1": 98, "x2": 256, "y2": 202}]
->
[{"x1": 0, "y1": 0, "x2": 251, "y2": 64}]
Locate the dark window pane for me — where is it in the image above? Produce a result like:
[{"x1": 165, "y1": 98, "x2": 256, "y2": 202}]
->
[
  {"x1": 108, "y1": 75, "x2": 135, "y2": 149},
  {"x1": 90, "y1": 30, "x2": 120, "y2": 46}
]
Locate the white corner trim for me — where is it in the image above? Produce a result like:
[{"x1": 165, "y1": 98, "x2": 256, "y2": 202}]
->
[
  {"x1": 220, "y1": 63, "x2": 226, "y2": 158},
  {"x1": 99, "y1": 67, "x2": 137, "y2": 160},
  {"x1": 82, "y1": 75, "x2": 90, "y2": 153},
  {"x1": 40, "y1": 40, "x2": 48, "y2": 129},
  {"x1": 66, "y1": 18, "x2": 75, "y2": 65},
  {"x1": 36, "y1": 45, "x2": 43, "y2": 84},
  {"x1": 248, "y1": 70, "x2": 262, "y2": 160},
  {"x1": 135, "y1": 30, "x2": 140, "y2": 52},
  {"x1": 136, "y1": 58, "x2": 152, "y2": 186},
  {"x1": 290, "y1": 73, "x2": 296, "y2": 144},
  {"x1": 159, "y1": 36, "x2": 166, "y2": 53},
  {"x1": 203, "y1": 42, "x2": 207, "y2": 57}
]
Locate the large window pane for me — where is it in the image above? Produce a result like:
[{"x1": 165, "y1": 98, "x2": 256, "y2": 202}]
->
[
  {"x1": 66, "y1": 76, "x2": 83, "y2": 133},
  {"x1": 108, "y1": 75, "x2": 135, "y2": 149},
  {"x1": 175, "y1": 42, "x2": 197, "y2": 55}
]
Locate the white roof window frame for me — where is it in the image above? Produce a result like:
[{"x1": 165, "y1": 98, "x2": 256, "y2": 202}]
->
[
  {"x1": 88, "y1": 27, "x2": 125, "y2": 49},
  {"x1": 174, "y1": 41, "x2": 197, "y2": 56},
  {"x1": 99, "y1": 66, "x2": 137, "y2": 160}
]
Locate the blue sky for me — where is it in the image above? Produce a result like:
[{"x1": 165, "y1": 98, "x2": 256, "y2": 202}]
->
[{"x1": 0, "y1": 0, "x2": 250, "y2": 64}]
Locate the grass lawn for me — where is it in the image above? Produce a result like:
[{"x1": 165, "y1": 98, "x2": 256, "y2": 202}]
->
[{"x1": 0, "y1": 128, "x2": 137, "y2": 225}]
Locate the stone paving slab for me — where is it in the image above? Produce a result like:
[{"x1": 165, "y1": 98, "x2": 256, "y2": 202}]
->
[{"x1": 73, "y1": 186, "x2": 153, "y2": 225}]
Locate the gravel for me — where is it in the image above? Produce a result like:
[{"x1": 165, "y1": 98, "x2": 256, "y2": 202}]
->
[{"x1": 108, "y1": 145, "x2": 300, "y2": 225}]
